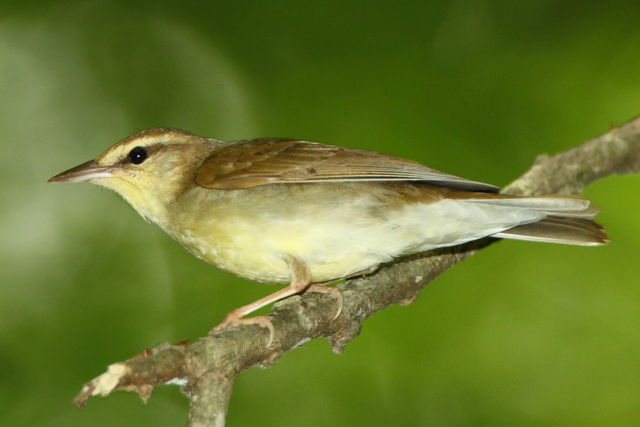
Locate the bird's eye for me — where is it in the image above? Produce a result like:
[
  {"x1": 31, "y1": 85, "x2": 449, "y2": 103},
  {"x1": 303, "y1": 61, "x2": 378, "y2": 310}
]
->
[{"x1": 128, "y1": 146, "x2": 148, "y2": 165}]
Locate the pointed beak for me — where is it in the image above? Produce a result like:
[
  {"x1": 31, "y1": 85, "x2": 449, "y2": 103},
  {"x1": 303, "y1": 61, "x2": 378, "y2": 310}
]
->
[{"x1": 48, "y1": 160, "x2": 115, "y2": 183}]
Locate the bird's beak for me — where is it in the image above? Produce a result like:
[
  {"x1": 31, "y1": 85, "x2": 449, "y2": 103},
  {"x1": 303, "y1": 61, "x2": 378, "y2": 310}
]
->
[{"x1": 48, "y1": 160, "x2": 115, "y2": 183}]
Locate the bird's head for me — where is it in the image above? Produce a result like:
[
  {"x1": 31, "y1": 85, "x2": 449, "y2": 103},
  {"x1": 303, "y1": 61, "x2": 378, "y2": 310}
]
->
[{"x1": 49, "y1": 128, "x2": 219, "y2": 225}]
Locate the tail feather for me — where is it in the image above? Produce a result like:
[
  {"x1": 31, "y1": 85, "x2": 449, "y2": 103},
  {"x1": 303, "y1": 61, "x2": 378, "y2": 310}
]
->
[
  {"x1": 494, "y1": 217, "x2": 609, "y2": 246},
  {"x1": 466, "y1": 194, "x2": 599, "y2": 219}
]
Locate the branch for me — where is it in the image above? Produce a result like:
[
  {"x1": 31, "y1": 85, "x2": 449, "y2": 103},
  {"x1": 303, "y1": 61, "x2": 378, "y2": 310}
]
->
[{"x1": 74, "y1": 116, "x2": 640, "y2": 426}]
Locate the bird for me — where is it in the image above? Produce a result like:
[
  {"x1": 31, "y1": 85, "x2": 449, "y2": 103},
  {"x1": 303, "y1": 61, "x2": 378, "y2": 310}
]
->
[{"x1": 48, "y1": 128, "x2": 608, "y2": 336}]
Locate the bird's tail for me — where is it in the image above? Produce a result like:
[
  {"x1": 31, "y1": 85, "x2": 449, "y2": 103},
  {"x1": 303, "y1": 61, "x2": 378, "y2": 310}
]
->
[
  {"x1": 465, "y1": 194, "x2": 609, "y2": 246},
  {"x1": 494, "y1": 216, "x2": 608, "y2": 246}
]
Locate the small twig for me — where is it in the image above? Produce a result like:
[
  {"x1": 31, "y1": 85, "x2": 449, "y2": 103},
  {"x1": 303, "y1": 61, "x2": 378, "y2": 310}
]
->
[{"x1": 74, "y1": 116, "x2": 640, "y2": 426}]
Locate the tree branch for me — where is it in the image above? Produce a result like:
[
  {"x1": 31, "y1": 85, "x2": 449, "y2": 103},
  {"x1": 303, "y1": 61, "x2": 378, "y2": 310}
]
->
[{"x1": 74, "y1": 116, "x2": 640, "y2": 426}]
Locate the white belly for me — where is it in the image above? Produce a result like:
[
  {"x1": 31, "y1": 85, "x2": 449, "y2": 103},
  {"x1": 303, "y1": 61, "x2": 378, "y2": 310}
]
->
[{"x1": 171, "y1": 187, "x2": 543, "y2": 284}]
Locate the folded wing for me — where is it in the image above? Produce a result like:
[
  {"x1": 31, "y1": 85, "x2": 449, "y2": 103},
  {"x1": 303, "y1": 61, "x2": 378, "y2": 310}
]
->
[{"x1": 195, "y1": 138, "x2": 499, "y2": 192}]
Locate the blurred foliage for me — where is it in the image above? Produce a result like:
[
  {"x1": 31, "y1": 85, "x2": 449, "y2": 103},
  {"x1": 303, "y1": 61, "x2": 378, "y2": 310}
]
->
[{"x1": 1, "y1": 1, "x2": 640, "y2": 426}]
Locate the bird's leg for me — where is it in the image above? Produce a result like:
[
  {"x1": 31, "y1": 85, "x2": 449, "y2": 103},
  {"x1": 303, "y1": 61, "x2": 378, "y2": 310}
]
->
[
  {"x1": 210, "y1": 255, "x2": 312, "y2": 345},
  {"x1": 303, "y1": 264, "x2": 378, "y2": 320}
]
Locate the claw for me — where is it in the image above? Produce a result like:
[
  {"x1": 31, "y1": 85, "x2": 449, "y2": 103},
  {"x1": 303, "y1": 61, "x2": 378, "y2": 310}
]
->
[
  {"x1": 210, "y1": 314, "x2": 275, "y2": 346},
  {"x1": 306, "y1": 284, "x2": 343, "y2": 320},
  {"x1": 209, "y1": 312, "x2": 275, "y2": 347}
]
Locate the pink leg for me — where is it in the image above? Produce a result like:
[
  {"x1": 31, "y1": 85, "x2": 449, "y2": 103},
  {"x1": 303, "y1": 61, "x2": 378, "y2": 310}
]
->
[
  {"x1": 210, "y1": 255, "x2": 312, "y2": 345},
  {"x1": 300, "y1": 264, "x2": 378, "y2": 320}
]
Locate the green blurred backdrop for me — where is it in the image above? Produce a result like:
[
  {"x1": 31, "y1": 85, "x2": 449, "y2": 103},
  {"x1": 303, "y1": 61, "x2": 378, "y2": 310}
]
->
[{"x1": 1, "y1": 1, "x2": 639, "y2": 426}]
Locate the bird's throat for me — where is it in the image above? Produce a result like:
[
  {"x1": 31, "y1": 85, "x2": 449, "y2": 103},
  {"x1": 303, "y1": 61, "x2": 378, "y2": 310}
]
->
[{"x1": 94, "y1": 177, "x2": 171, "y2": 227}]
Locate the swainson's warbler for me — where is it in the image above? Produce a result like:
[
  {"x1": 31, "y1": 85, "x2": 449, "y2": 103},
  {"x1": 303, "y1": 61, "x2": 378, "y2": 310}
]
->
[{"x1": 49, "y1": 129, "x2": 608, "y2": 334}]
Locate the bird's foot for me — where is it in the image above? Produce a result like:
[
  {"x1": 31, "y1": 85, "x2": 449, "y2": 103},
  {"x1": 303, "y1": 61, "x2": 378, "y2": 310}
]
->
[
  {"x1": 210, "y1": 313, "x2": 275, "y2": 346},
  {"x1": 306, "y1": 284, "x2": 343, "y2": 320}
]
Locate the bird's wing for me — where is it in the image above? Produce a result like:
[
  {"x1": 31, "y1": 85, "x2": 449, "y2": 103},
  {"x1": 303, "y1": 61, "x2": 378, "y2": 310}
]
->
[{"x1": 194, "y1": 138, "x2": 498, "y2": 192}]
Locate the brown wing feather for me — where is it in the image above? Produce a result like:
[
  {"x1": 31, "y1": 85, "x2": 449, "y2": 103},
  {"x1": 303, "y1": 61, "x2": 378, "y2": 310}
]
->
[{"x1": 194, "y1": 138, "x2": 499, "y2": 192}]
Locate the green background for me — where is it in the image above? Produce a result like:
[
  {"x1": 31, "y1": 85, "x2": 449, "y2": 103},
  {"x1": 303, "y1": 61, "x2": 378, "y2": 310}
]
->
[{"x1": 1, "y1": 1, "x2": 639, "y2": 426}]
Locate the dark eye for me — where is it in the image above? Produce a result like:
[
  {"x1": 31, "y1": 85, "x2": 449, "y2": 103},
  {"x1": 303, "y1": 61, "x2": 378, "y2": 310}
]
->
[{"x1": 128, "y1": 146, "x2": 148, "y2": 164}]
